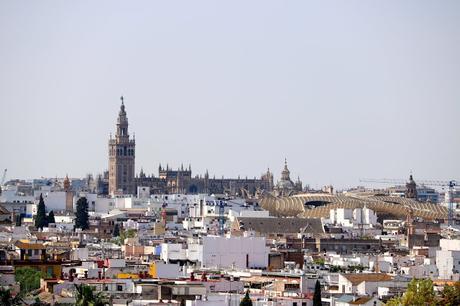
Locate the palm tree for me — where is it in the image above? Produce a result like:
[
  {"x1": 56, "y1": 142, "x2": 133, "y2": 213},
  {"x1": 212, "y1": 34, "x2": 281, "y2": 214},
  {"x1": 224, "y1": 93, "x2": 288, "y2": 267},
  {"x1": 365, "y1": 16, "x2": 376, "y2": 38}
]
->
[{"x1": 75, "y1": 284, "x2": 107, "y2": 306}]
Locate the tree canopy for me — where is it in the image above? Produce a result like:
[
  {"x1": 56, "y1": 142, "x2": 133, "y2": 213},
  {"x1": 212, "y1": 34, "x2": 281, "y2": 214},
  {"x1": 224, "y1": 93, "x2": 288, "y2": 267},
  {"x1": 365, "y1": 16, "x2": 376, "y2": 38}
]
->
[
  {"x1": 113, "y1": 223, "x2": 120, "y2": 237},
  {"x1": 114, "y1": 228, "x2": 137, "y2": 245},
  {"x1": 386, "y1": 278, "x2": 437, "y2": 306},
  {"x1": 15, "y1": 267, "x2": 42, "y2": 294},
  {"x1": 34, "y1": 194, "x2": 48, "y2": 229},
  {"x1": 0, "y1": 287, "x2": 23, "y2": 306},
  {"x1": 75, "y1": 284, "x2": 107, "y2": 306},
  {"x1": 439, "y1": 281, "x2": 460, "y2": 306},
  {"x1": 47, "y1": 210, "x2": 55, "y2": 224},
  {"x1": 240, "y1": 290, "x2": 253, "y2": 306},
  {"x1": 313, "y1": 280, "x2": 321, "y2": 306},
  {"x1": 75, "y1": 197, "x2": 89, "y2": 230}
]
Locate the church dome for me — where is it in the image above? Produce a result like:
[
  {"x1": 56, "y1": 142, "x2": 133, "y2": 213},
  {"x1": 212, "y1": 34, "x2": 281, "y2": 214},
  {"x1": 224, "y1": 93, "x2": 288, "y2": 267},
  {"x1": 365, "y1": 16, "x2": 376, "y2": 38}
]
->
[{"x1": 276, "y1": 179, "x2": 294, "y2": 190}]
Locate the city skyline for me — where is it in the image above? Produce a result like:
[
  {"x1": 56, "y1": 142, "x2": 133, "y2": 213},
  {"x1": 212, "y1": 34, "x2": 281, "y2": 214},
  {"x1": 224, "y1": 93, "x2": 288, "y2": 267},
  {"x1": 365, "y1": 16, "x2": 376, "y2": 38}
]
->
[
  {"x1": 1, "y1": 3, "x2": 460, "y2": 304},
  {"x1": 1, "y1": 1, "x2": 459, "y2": 189}
]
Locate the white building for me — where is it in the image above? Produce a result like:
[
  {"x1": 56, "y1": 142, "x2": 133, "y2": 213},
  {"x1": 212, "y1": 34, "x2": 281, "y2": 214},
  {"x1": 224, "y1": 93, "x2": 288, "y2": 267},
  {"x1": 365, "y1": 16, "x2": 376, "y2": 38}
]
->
[
  {"x1": 436, "y1": 250, "x2": 460, "y2": 280},
  {"x1": 200, "y1": 236, "x2": 269, "y2": 269},
  {"x1": 160, "y1": 236, "x2": 269, "y2": 270},
  {"x1": 436, "y1": 239, "x2": 460, "y2": 280},
  {"x1": 336, "y1": 273, "x2": 395, "y2": 296},
  {"x1": 329, "y1": 207, "x2": 377, "y2": 229}
]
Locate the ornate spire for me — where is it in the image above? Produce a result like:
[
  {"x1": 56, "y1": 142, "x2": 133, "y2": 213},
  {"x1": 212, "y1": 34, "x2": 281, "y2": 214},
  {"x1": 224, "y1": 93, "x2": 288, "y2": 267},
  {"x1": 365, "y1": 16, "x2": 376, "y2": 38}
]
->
[
  {"x1": 116, "y1": 96, "x2": 129, "y2": 138},
  {"x1": 281, "y1": 159, "x2": 290, "y2": 181},
  {"x1": 120, "y1": 96, "x2": 126, "y2": 113}
]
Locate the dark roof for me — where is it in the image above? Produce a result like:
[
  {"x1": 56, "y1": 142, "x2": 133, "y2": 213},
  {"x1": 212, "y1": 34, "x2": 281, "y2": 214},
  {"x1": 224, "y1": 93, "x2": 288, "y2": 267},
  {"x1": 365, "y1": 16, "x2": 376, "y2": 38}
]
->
[
  {"x1": 235, "y1": 217, "x2": 324, "y2": 234},
  {"x1": 0, "y1": 204, "x2": 10, "y2": 214},
  {"x1": 349, "y1": 296, "x2": 374, "y2": 305}
]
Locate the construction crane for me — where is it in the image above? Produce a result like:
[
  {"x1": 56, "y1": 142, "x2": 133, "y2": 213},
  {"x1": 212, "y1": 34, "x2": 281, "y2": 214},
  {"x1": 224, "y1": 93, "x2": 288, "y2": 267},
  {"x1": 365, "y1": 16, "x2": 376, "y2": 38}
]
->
[{"x1": 360, "y1": 176, "x2": 458, "y2": 226}]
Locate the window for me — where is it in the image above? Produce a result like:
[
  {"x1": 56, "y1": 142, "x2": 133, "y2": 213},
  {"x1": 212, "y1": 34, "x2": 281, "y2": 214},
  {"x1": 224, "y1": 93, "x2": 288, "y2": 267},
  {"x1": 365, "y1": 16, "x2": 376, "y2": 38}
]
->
[{"x1": 117, "y1": 285, "x2": 123, "y2": 291}]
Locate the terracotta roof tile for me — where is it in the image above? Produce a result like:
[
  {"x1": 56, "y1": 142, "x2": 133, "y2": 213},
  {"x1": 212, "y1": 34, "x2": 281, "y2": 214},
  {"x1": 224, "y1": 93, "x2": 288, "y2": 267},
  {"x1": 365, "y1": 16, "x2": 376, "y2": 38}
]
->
[{"x1": 342, "y1": 273, "x2": 392, "y2": 285}]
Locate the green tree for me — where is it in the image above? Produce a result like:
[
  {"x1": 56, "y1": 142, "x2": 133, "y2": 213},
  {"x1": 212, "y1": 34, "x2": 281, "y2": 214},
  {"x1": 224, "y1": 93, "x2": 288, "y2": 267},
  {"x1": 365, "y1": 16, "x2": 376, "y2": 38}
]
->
[
  {"x1": 34, "y1": 194, "x2": 48, "y2": 229},
  {"x1": 440, "y1": 281, "x2": 460, "y2": 306},
  {"x1": 75, "y1": 197, "x2": 89, "y2": 230},
  {"x1": 121, "y1": 229, "x2": 136, "y2": 241},
  {"x1": 0, "y1": 287, "x2": 23, "y2": 306},
  {"x1": 113, "y1": 223, "x2": 120, "y2": 237},
  {"x1": 75, "y1": 284, "x2": 107, "y2": 306},
  {"x1": 313, "y1": 280, "x2": 321, "y2": 306},
  {"x1": 47, "y1": 210, "x2": 55, "y2": 224},
  {"x1": 15, "y1": 267, "x2": 42, "y2": 294},
  {"x1": 240, "y1": 290, "x2": 253, "y2": 306},
  {"x1": 386, "y1": 278, "x2": 437, "y2": 306},
  {"x1": 313, "y1": 258, "x2": 325, "y2": 266},
  {"x1": 329, "y1": 265, "x2": 344, "y2": 273},
  {"x1": 115, "y1": 228, "x2": 137, "y2": 245}
]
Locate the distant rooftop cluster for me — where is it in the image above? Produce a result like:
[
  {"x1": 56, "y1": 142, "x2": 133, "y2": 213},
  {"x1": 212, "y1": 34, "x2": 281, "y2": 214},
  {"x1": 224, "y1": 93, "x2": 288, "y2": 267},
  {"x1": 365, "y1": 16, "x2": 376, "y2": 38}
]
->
[{"x1": 0, "y1": 100, "x2": 460, "y2": 305}]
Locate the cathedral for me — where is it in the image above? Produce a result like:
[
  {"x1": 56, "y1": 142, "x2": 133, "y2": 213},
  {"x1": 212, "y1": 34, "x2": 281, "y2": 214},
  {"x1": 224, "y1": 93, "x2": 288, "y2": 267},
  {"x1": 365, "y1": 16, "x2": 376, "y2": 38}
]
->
[
  {"x1": 108, "y1": 99, "x2": 303, "y2": 197},
  {"x1": 136, "y1": 166, "x2": 275, "y2": 196}
]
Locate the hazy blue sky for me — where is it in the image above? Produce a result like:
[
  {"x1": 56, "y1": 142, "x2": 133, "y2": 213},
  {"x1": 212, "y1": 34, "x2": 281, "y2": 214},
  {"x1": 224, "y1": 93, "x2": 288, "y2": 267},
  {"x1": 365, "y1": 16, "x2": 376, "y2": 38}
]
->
[{"x1": 1, "y1": 1, "x2": 459, "y2": 189}]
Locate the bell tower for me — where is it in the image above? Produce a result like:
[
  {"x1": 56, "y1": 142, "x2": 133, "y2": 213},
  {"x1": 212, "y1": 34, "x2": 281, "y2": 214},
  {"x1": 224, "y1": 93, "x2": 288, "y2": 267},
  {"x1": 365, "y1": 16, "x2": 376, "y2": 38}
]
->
[
  {"x1": 405, "y1": 174, "x2": 417, "y2": 200},
  {"x1": 64, "y1": 174, "x2": 73, "y2": 212},
  {"x1": 109, "y1": 96, "x2": 136, "y2": 195}
]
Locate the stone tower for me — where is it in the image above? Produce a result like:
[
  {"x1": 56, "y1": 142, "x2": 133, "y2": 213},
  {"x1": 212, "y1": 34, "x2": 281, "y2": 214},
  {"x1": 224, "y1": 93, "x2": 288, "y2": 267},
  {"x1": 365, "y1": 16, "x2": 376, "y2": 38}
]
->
[
  {"x1": 63, "y1": 175, "x2": 73, "y2": 212},
  {"x1": 108, "y1": 97, "x2": 136, "y2": 195}
]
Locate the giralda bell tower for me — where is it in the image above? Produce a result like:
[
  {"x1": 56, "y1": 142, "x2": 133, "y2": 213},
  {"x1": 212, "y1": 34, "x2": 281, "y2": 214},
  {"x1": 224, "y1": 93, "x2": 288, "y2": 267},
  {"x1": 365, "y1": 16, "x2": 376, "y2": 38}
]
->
[{"x1": 108, "y1": 96, "x2": 135, "y2": 195}]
